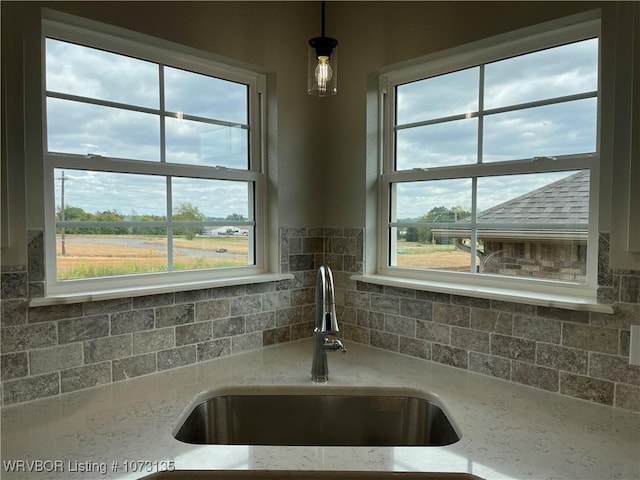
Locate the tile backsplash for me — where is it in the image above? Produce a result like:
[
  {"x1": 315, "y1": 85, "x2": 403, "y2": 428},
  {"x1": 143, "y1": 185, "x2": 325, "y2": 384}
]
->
[{"x1": 1, "y1": 228, "x2": 639, "y2": 412}]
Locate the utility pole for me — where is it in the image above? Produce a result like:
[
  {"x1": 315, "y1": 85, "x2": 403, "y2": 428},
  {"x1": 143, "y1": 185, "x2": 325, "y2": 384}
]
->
[{"x1": 57, "y1": 171, "x2": 67, "y2": 256}]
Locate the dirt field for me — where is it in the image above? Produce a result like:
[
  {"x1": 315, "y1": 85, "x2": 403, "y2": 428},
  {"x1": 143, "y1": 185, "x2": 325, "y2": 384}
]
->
[{"x1": 56, "y1": 235, "x2": 249, "y2": 279}]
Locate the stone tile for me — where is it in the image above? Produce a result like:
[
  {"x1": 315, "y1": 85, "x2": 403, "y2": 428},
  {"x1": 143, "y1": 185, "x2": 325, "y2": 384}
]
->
[
  {"x1": 1, "y1": 271, "x2": 28, "y2": 299},
  {"x1": 230, "y1": 295, "x2": 262, "y2": 316},
  {"x1": 196, "y1": 298, "x2": 231, "y2": 321},
  {"x1": 27, "y1": 229, "x2": 45, "y2": 282},
  {"x1": 470, "y1": 309, "x2": 512, "y2": 334},
  {"x1": 399, "y1": 337, "x2": 430, "y2": 360},
  {"x1": 615, "y1": 383, "x2": 640, "y2": 412},
  {"x1": 619, "y1": 274, "x2": 640, "y2": 303},
  {"x1": 511, "y1": 361, "x2": 559, "y2": 391},
  {"x1": 1, "y1": 352, "x2": 28, "y2": 380},
  {"x1": 452, "y1": 295, "x2": 490, "y2": 309},
  {"x1": 197, "y1": 339, "x2": 231, "y2": 362},
  {"x1": 370, "y1": 294, "x2": 400, "y2": 315},
  {"x1": 345, "y1": 290, "x2": 370, "y2": 310},
  {"x1": 291, "y1": 321, "x2": 314, "y2": 340},
  {"x1": 357, "y1": 282, "x2": 384, "y2": 294},
  {"x1": 468, "y1": 352, "x2": 510, "y2": 380},
  {"x1": 590, "y1": 304, "x2": 640, "y2": 329},
  {"x1": 112, "y1": 354, "x2": 156, "y2": 381},
  {"x1": 416, "y1": 291, "x2": 451, "y2": 303},
  {"x1": 211, "y1": 285, "x2": 246, "y2": 299},
  {"x1": 84, "y1": 298, "x2": 131, "y2": 315},
  {"x1": 536, "y1": 306, "x2": 589, "y2": 324},
  {"x1": 1, "y1": 299, "x2": 28, "y2": 326},
  {"x1": 384, "y1": 315, "x2": 416, "y2": 337},
  {"x1": 433, "y1": 303, "x2": 470, "y2": 327},
  {"x1": 1, "y1": 323, "x2": 57, "y2": 352},
  {"x1": 246, "y1": 311, "x2": 276, "y2": 333},
  {"x1": 212, "y1": 316, "x2": 245, "y2": 338},
  {"x1": 383, "y1": 286, "x2": 416, "y2": 298},
  {"x1": 342, "y1": 323, "x2": 369, "y2": 344},
  {"x1": 490, "y1": 300, "x2": 536, "y2": 315},
  {"x1": 29, "y1": 343, "x2": 83, "y2": 375},
  {"x1": 3, "y1": 373, "x2": 59, "y2": 406},
  {"x1": 451, "y1": 327, "x2": 490, "y2": 354},
  {"x1": 400, "y1": 298, "x2": 432, "y2": 321},
  {"x1": 276, "y1": 307, "x2": 303, "y2": 327},
  {"x1": 513, "y1": 315, "x2": 561, "y2": 343},
  {"x1": 589, "y1": 353, "x2": 640, "y2": 385},
  {"x1": 176, "y1": 321, "x2": 212, "y2": 346},
  {"x1": 84, "y1": 335, "x2": 132, "y2": 363},
  {"x1": 432, "y1": 344, "x2": 468, "y2": 369},
  {"x1": 289, "y1": 254, "x2": 315, "y2": 271},
  {"x1": 370, "y1": 329, "x2": 399, "y2": 352},
  {"x1": 232, "y1": 332, "x2": 263, "y2": 354},
  {"x1": 58, "y1": 315, "x2": 109, "y2": 344},
  {"x1": 562, "y1": 323, "x2": 619, "y2": 355},
  {"x1": 290, "y1": 288, "x2": 314, "y2": 307},
  {"x1": 263, "y1": 326, "x2": 290, "y2": 346},
  {"x1": 132, "y1": 293, "x2": 174, "y2": 309},
  {"x1": 28, "y1": 303, "x2": 83, "y2": 323},
  {"x1": 60, "y1": 362, "x2": 111, "y2": 394},
  {"x1": 157, "y1": 345, "x2": 196, "y2": 371},
  {"x1": 247, "y1": 283, "x2": 277, "y2": 296},
  {"x1": 327, "y1": 237, "x2": 356, "y2": 255},
  {"x1": 560, "y1": 372, "x2": 614, "y2": 406},
  {"x1": 536, "y1": 343, "x2": 588, "y2": 374},
  {"x1": 369, "y1": 311, "x2": 385, "y2": 330},
  {"x1": 302, "y1": 236, "x2": 324, "y2": 253},
  {"x1": 490, "y1": 334, "x2": 536, "y2": 363},
  {"x1": 110, "y1": 309, "x2": 154, "y2": 335},
  {"x1": 416, "y1": 320, "x2": 450, "y2": 344},
  {"x1": 175, "y1": 288, "x2": 211, "y2": 304},
  {"x1": 155, "y1": 304, "x2": 194, "y2": 328},
  {"x1": 133, "y1": 328, "x2": 174, "y2": 355},
  {"x1": 262, "y1": 291, "x2": 290, "y2": 311}
]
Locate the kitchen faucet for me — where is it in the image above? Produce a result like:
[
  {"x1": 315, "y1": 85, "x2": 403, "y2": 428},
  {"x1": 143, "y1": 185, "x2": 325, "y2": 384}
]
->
[{"x1": 311, "y1": 265, "x2": 346, "y2": 383}]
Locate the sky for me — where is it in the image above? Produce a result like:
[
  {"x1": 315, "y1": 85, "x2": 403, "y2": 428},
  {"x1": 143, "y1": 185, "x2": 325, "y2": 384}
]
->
[{"x1": 46, "y1": 36, "x2": 598, "y2": 221}]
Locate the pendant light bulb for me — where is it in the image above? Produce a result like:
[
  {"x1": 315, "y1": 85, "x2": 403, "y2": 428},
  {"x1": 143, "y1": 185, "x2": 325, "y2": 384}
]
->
[
  {"x1": 315, "y1": 55, "x2": 333, "y2": 94},
  {"x1": 307, "y1": 1, "x2": 338, "y2": 97}
]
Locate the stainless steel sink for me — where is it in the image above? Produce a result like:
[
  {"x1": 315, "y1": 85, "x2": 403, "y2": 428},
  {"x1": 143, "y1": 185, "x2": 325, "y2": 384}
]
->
[{"x1": 173, "y1": 386, "x2": 461, "y2": 446}]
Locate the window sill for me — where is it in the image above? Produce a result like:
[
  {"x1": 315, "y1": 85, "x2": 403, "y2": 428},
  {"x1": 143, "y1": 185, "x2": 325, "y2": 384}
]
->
[
  {"x1": 351, "y1": 274, "x2": 613, "y2": 314},
  {"x1": 29, "y1": 273, "x2": 294, "y2": 307}
]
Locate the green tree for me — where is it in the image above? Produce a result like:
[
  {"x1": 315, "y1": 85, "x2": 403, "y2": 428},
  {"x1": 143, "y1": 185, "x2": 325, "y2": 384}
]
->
[
  {"x1": 417, "y1": 206, "x2": 471, "y2": 244},
  {"x1": 173, "y1": 202, "x2": 205, "y2": 240}
]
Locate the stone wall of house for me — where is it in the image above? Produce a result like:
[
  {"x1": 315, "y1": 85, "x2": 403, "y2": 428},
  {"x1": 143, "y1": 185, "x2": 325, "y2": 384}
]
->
[{"x1": 480, "y1": 240, "x2": 587, "y2": 283}]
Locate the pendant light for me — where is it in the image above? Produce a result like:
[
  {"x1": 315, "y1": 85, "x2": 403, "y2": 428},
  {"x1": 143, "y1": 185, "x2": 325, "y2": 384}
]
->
[{"x1": 308, "y1": 1, "x2": 338, "y2": 97}]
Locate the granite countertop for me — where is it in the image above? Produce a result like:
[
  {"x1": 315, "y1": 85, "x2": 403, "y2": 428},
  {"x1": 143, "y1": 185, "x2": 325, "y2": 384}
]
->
[{"x1": 1, "y1": 339, "x2": 639, "y2": 480}]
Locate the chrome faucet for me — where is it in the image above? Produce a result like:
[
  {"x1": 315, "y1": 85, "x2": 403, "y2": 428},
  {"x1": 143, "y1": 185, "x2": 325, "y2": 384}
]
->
[{"x1": 311, "y1": 265, "x2": 346, "y2": 383}]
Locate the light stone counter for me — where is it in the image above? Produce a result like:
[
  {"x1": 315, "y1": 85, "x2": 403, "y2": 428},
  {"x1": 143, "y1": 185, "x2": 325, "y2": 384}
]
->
[{"x1": 1, "y1": 339, "x2": 639, "y2": 480}]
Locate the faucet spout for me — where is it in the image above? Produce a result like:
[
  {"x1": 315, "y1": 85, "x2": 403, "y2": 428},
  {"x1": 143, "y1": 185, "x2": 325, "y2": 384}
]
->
[{"x1": 311, "y1": 265, "x2": 346, "y2": 383}]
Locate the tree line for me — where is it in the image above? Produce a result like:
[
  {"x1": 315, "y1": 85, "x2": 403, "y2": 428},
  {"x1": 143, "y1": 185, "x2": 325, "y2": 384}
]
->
[
  {"x1": 56, "y1": 203, "x2": 245, "y2": 240},
  {"x1": 404, "y1": 206, "x2": 470, "y2": 244}
]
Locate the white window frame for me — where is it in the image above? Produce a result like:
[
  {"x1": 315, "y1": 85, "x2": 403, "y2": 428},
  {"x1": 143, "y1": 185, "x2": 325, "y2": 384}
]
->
[
  {"x1": 368, "y1": 12, "x2": 605, "y2": 308},
  {"x1": 41, "y1": 12, "x2": 273, "y2": 299}
]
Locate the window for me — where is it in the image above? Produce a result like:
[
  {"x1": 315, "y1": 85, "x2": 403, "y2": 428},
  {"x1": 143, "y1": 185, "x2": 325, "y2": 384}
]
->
[
  {"x1": 43, "y1": 16, "x2": 267, "y2": 295},
  {"x1": 378, "y1": 16, "x2": 600, "y2": 299}
]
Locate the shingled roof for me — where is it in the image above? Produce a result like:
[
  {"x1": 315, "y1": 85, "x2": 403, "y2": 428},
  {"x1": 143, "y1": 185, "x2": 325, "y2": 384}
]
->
[
  {"x1": 433, "y1": 170, "x2": 589, "y2": 241},
  {"x1": 476, "y1": 170, "x2": 589, "y2": 225}
]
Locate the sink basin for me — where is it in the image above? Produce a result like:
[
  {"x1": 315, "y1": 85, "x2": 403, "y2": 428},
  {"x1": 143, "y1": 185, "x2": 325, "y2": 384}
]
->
[{"x1": 173, "y1": 386, "x2": 461, "y2": 446}]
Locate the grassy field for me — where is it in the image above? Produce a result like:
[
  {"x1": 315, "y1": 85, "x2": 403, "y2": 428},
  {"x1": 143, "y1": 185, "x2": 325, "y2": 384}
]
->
[
  {"x1": 56, "y1": 234, "x2": 249, "y2": 279},
  {"x1": 56, "y1": 235, "x2": 474, "y2": 279},
  {"x1": 394, "y1": 242, "x2": 474, "y2": 270}
]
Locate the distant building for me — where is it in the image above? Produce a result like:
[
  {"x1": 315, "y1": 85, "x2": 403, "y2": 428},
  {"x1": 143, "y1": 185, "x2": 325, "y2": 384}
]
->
[{"x1": 433, "y1": 171, "x2": 589, "y2": 282}]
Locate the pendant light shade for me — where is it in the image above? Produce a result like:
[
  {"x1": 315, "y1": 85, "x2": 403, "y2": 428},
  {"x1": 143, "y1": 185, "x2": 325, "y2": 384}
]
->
[{"x1": 308, "y1": 1, "x2": 338, "y2": 97}]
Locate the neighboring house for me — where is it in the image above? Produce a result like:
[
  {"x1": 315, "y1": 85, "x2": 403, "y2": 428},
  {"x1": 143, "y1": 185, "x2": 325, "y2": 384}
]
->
[{"x1": 433, "y1": 171, "x2": 589, "y2": 282}]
